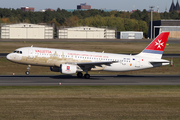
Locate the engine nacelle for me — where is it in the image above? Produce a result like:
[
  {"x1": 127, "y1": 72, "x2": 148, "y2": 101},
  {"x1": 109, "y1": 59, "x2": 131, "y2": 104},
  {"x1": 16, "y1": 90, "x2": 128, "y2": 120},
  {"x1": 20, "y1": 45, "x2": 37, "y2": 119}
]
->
[{"x1": 60, "y1": 64, "x2": 77, "y2": 74}]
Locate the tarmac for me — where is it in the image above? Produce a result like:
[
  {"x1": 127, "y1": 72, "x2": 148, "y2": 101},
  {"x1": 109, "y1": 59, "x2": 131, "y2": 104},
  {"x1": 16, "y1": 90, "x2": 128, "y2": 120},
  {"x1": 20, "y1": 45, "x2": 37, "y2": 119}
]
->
[{"x1": 0, "y1": 75, "x2": 180, "y2": 86}]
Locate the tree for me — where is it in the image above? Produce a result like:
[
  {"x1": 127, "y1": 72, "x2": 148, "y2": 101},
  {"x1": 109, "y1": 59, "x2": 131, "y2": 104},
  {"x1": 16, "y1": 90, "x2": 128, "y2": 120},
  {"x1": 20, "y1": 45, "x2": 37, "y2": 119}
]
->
[
  {"x1": 73, "y1": 10, "x2": 82, "y2": 19},
  {"x1": 130, "y1": 9, "x2": 141, "y2": 20},
  {"x1": 141, "y1": 9, "x2": 150, "y2": 25},
  {"x1": 63, "y1": 16, "x2": 79, "y2": 27},
  {"x1": 43, "y1": 10, "x2": 54, "y2": 22},
  {"x1": 170, "y1": 10, "x2": 179, "y2": 19},
  {"x1": 153, "y1": 12, "x2": 161, "y2": 21},
  {"x1": 57, "y1": 8, "x2": 61, "y2": 13},
  {"x1": 161, "y1": 11, "x2": 170, "y2": 19},
  {"x1": 47, "y1": 18, "x2": 61, "y2": 38}
]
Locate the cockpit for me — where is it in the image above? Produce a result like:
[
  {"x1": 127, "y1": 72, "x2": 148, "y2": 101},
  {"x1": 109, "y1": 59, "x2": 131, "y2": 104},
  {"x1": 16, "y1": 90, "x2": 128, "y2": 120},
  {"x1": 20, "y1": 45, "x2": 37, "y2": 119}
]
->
[{"x1": 13, "y1": 50, "x2": 22, "y2": 54}]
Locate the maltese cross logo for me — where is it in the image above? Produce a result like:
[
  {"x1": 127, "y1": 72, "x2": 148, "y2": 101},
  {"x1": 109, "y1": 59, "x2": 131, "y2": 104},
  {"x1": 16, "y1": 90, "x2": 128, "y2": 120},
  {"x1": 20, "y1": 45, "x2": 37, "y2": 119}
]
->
[{"x1": 155, "y1": 39, "x2": 164, "y2": 49}]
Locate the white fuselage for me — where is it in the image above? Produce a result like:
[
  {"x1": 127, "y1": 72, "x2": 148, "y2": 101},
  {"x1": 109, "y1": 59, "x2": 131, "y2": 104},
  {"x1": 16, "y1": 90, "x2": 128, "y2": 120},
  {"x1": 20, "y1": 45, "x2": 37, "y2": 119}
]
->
[{"x1": 6, "y1": 47, "x2": 168, "y2": 72}]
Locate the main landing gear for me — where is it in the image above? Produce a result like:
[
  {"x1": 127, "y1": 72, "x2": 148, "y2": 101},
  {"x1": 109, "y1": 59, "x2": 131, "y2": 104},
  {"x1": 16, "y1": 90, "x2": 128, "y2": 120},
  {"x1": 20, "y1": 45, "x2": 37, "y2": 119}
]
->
[
  {"x1": 84, "y1": 74, "x2": 90, "y2": 79},
  {"x1": 77, "y1": 72, "x2": 83, "y2": 78},
  {"x1": 77, "y1": 71, "x2": 90, "y2": 79},
  {"x1": 25, "y1": 65, "x2": 31, "y2": 75}
]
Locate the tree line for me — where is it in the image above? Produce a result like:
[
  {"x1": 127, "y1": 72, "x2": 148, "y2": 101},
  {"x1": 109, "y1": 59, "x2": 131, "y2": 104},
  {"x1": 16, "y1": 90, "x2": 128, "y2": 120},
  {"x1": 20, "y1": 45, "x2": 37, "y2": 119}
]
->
[{"x1": 0, "y1": 8, "x2": 180, "y2": 37}]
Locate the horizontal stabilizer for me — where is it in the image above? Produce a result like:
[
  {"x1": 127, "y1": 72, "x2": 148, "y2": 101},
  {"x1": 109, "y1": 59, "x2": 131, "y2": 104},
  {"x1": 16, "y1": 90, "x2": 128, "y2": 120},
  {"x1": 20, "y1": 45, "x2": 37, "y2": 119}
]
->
[{"x1": 149, "y1": 59, "x2": 169, "y2": 63}]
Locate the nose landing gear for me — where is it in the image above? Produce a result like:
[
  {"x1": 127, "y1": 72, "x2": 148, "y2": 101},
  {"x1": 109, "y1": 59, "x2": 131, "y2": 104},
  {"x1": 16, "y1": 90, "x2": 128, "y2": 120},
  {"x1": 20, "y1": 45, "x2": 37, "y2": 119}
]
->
[{"x1": 25, "y1": 65, "x2": 31, "y2": 75}]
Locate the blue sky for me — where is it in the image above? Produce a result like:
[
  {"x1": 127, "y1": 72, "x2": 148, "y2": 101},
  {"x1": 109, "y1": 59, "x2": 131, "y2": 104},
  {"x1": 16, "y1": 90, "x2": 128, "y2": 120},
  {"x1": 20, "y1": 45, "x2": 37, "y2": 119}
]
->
[{"x1": 0, "y1": 0, "x2": 175, "y2": 12}]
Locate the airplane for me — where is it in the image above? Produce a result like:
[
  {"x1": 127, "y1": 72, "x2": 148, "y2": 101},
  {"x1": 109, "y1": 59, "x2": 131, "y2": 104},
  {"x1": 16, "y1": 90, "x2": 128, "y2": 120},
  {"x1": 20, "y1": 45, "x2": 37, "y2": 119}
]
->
[{"x1": 6, "y1": 32, "x2": 170, "y2": 79}]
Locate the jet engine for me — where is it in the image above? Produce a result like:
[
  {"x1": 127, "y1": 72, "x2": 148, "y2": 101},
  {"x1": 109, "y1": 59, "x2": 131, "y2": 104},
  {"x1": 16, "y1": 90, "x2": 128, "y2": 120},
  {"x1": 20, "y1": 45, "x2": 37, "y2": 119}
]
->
[
  {"x1": 60, "y1": 64, "x2": 77, "y2": 74},
  {"x1": 50, "y1": 64, "x2": 77, "y2": 74}
]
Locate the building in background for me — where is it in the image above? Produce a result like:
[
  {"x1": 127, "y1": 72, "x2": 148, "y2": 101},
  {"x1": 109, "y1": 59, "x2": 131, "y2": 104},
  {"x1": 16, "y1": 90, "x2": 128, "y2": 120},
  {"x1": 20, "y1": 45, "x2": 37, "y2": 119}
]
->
[
  {"x1": 169, "y1": 0, "x2": 180, "y2": 12},
  {"x1": 58, "y1": 26, "x2": 115, "y2": 39},
  {"x1": 45, "y1": 8, "x2": 55, "y2": 11},
  {"x1": 119, "y1": 31, "x2": 143, "y2": 39},
  {"x1": 1, "y1": 23, "x2": 53, "y2": 39},
  {"x1": 21, "y1": 7, "x2": 34, "y2": 12},
  {"x1": 149, "y1": 20, "x2": 180, "y2": 39},
  {"x1": 77, "y1": 3, "x2": 91, "y2": 10}
]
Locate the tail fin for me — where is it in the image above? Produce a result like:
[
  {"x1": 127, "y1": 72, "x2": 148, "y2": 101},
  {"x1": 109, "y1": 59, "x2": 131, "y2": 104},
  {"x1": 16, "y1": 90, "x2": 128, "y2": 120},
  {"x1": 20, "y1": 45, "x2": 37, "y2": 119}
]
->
[{"x1": 138, "y1": 32, "x2": 170, "y2": 59}]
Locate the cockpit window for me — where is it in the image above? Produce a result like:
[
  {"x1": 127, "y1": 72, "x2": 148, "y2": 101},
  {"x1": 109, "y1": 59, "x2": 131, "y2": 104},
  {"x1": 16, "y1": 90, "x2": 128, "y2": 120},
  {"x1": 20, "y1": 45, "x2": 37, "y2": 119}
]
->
[{"x1": 13, "y1": 51, "x2": 22, "y2": 54}]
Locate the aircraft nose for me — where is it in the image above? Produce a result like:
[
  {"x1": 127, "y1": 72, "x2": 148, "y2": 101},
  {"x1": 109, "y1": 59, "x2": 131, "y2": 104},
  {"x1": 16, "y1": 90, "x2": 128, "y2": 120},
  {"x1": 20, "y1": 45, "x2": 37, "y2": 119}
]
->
[{"x1": 6, "y1": 53, "x2": 12, "y2": 60}]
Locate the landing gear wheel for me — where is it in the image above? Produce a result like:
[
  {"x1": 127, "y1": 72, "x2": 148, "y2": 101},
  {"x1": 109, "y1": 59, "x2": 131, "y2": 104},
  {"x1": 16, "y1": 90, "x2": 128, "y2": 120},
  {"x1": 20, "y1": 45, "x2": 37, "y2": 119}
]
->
[
  {"x1": 25, "y1": 71, "x2": 30, "y2": 75},
  {"x1": 25, "y1": 65, "x2": 31, "y2": 75},
  {"x1": 84, "y1": 74, "x2": 90, "y2": 79},
  {"x1": 77, "y1": 72, "x2": 83, "y2": 78}
]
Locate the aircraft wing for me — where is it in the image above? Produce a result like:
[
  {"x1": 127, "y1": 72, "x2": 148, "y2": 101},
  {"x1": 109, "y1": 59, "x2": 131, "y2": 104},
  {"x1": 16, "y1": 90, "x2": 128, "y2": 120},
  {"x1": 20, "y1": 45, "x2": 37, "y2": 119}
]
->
[
  {"x1": 77, "y1": 61, "x2": 116, "y2": 66},
  {"x1": 66, "y1": 61, "x2": 117, "y2": 70}
]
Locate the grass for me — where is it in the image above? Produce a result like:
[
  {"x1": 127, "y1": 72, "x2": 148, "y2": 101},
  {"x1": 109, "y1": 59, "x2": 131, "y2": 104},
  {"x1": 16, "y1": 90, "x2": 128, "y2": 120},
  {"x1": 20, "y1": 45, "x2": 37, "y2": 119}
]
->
[{"x1": 0, "y1": 86, "x2": 180, "y2": 120}]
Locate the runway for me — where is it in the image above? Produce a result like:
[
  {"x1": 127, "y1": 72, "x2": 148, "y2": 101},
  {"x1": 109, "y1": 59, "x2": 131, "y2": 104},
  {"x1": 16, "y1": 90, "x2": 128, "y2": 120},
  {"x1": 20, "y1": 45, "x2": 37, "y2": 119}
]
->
[
  {"x1": 0, "y1": 75, "x2": 180, "y2": 86},
  {"x1": 0, "y1": 53, "x2": 8, "y2": 57}
]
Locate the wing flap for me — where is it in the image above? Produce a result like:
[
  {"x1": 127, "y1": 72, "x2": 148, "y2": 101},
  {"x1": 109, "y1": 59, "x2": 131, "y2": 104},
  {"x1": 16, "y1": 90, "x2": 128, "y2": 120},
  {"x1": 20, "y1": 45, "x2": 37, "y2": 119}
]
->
[{"x1": 66, "y1": 61, "x2": 117, "y2": 70}]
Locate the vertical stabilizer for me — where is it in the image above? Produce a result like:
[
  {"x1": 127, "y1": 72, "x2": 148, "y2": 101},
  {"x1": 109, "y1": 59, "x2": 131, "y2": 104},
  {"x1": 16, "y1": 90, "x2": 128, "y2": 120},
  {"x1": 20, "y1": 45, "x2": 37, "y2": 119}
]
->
[{"x1": 138, "y1": 32, "x2": 170, "y2": 59}]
